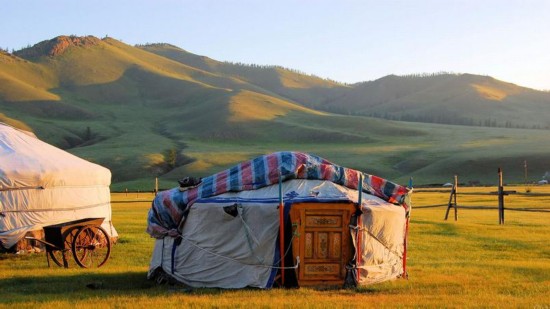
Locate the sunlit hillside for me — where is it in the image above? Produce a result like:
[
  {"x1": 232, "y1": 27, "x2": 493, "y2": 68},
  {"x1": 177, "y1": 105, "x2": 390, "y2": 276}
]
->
[
  {"x1": 1, "y1": 36, "x2": 550, "y2": 189},
  {"x1": 141, "y1": 45, "x2": 550, "y2": 130},
  {"x1": 338, "y1": 74, "x2": 550, "y2": 129},
  {"x1": 140, "y1": 43, "x2": 349, "y2": 107},
  {"x1": 0, "y1": 51, "x2": 58, "y2": 102}
]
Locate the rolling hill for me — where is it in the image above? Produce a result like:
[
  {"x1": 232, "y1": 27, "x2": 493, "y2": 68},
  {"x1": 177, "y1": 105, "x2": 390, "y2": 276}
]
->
[
  {"x1": 335, "y1": 74, "x2": 550, "y2": 129},
  {"x1": 141, "y1": 44, "x2": 550, "y2": 130},
  {"x1": 1, "y1": 35, "x2": 550, "y2": 189}
]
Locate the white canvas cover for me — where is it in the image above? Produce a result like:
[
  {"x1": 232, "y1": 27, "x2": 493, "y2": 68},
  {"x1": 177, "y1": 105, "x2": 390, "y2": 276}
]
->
[
  {"x1": 0, "y1": 123, "x2": 117, "y2": 249},
  {"x1": 352, "y1": 203, "x2": 406, "y2": 285},
  {"x1": 148, "y1": 179, "x2": 406, "y2": 288}
]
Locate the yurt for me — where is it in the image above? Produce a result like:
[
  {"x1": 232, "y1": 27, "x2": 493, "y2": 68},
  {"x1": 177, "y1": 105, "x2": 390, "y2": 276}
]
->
[
  {"x1": 0, "y1": 123, "x2": 117, "y2": 252},
  {"x1": 147, "y1": 151, "x2": 411, "y2": 288}
]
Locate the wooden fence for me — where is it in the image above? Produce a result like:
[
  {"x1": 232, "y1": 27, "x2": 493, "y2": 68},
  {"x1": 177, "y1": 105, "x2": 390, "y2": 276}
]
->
[{"x1": 413, "y1": 168, "x2": 550, "y2": 224}]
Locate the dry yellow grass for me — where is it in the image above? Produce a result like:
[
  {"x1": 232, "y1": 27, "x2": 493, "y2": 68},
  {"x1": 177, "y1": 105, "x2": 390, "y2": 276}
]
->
[
  {"x1": 470, "y1": 83, "x2": 521, "y2": 101},
  {"x1": 0, "y1": 113, "x2": 34, "y2": 132},
  {"x1": 144, "y1": 153, "x2": 165, "y2": 165},
  {"x1": 1, "y1": 188, "x2": 548, "y2": 308},
  {"x1": 228, "y1": 90, "x2": 325, "y2": 122},
  {"x1": 0, "y1": 73, "x2": 60, "y2": 101},
  {"x1": 181, "y1": 152, "x2": 253, "y2": 174},
  {"x1": 275, "y1": 67, "x2": 345, "y2": 89}
]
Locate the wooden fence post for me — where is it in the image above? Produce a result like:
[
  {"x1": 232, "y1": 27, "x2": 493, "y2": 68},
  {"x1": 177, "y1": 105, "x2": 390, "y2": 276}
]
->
[
  {"x1": 444, "y1": 175, "x2": 458, "y2": 221},
  {"x1": 498, "y1": 168, "x2": 504, "y2": 224}
]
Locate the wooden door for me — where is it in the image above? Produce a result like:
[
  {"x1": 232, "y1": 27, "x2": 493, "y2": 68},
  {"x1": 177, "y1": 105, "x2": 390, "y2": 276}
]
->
[{"x1": 289, "y1": 203, "x2": 356, "y2": 286}]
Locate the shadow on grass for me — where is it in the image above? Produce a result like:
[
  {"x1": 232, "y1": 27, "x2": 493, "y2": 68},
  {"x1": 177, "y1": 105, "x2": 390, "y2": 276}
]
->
[
  {"x1": 471, "y1": 235, "x2": 535, "y2": 251},
  {"x1": 1, "y1": 271, "x2": 226, "y2": 304},
  {"x1": 2, "y1": 271, "x2": 155, "y2": 294},
  {"x1": 1, "y1": 269, "x2": 390, "y2": 305},
  {"x1": 413, "y1": 220, "x2": 459, "y2": 237}
]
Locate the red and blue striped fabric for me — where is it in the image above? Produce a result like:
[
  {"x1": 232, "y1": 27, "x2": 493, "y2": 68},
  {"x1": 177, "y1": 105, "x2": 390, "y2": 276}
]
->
[{"x1": 147, "y1": 151, "x2": 410, "y2": 238}]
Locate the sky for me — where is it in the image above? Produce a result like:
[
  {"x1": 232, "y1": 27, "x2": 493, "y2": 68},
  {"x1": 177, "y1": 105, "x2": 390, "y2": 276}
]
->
[{"x1": 2, "y1": 0, "x2": 550, "y2": 90}]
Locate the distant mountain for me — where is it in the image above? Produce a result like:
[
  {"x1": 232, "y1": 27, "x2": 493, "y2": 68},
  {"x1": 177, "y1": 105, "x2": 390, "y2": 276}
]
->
[
  {"x1": 335, "y1": 74, "x2": 550, "y2": 129},
  {"x1": 139, "y1": 43, "x2": 347, "y2": 108},
  {"x1": 141, "y1": 44, "x2": 550, "y2": 130},
  {"x1": 1, "y1": 35, "x2": 549, "y2": 188}
]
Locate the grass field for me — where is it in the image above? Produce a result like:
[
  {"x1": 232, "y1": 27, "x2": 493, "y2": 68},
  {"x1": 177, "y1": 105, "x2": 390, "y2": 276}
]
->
[{"x1": 1, "y1": 187, "x2": 549, "y2": 308}]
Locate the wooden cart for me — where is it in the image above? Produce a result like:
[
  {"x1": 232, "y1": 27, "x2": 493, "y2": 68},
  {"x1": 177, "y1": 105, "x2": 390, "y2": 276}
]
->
[{"x1": 26, "y1": 218, "x2": 111, "y2": 268}]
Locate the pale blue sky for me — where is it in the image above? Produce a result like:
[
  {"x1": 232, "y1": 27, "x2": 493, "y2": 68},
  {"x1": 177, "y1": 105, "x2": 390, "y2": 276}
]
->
[{"x1": 2, "y1": 0, "x2": 549, "y2": 90}]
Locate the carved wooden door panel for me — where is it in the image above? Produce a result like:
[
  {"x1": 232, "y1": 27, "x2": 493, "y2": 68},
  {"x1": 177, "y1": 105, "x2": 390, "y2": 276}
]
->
[{"x1": 290, "y1": 203, "x2": 356, "y2": 286}]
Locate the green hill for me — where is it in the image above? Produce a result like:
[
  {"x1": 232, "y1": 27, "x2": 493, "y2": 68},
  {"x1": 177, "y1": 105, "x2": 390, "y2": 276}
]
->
[
  {"x1": 139, "y1": 43, "x2": 348, "y2": 108},
  {"x1": 1, "y1": 36, "x2": 549, "y2": 189},
  {"x1": 336, "y1": 74, "x2": 550, "y2": 129},
  {"x1": 140, "y1": 44, "x2": 550, "y2": 130}
]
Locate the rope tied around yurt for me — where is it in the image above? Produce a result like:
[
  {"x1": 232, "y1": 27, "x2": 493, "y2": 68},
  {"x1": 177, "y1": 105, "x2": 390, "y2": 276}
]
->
[
  {"x1": 165, "y1": 202, "x2": 300, "y2": 271},
  {"x1": 349, "y1": 224, "x2": 403, "y2": 259},
  {"x1": 173, "y1": 234, "x2": 300, "y2": 270},
  {"x1": 0, "y1": 185, "x2": 44, "y2": 192},
  {"x1": 0, "y1": 202, "x2": 111, "y2": 213},
  {"x1": 235, "y1": 204, "x2": 264, "y2": 264}
]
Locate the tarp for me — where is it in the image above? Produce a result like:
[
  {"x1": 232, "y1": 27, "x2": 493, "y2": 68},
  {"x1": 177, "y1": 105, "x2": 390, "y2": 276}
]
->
[
  {"x1": 0, "y1": 123, "x2": 117, "y2": 249},
  {"x1": 148, "y1": 179, "x2": 406, "y2": 288},
  {"x1": 147, "y1": 151, "x2": 410, "y2": 238}
]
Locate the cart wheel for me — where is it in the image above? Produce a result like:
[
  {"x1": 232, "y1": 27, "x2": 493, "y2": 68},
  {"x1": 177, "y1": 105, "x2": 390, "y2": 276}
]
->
[
  {"x1": 48, "y1": 227, "x2": 80, "y2": 267},
  {"x1": 72, "y1": 225, "x2": 111, "y2": 268},
  {"x1": 49, "y1": 249, "x2": 66, "y2": 267}
]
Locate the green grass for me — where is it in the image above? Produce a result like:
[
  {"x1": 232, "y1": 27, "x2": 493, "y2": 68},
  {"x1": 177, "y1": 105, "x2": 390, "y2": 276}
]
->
[{"x1": 1, "y1": 188, "x2": 549, "y2": 308}]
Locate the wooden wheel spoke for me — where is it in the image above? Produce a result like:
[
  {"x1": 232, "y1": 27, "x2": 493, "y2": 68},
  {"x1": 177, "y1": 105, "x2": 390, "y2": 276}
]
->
[{"x1": 71, "y1": 226, "x2": 111, "y2": 268}]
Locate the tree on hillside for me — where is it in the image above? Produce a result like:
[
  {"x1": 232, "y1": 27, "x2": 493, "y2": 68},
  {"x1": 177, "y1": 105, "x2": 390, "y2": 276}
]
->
[{"x1": 166, "y1": 148, "x2": 177, "y2": 169}]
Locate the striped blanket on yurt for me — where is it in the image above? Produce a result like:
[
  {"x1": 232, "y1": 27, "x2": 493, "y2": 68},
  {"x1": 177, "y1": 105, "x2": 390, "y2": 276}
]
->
[{"x1": 147, "y1": 151, "x2": 410, "y2": 238}]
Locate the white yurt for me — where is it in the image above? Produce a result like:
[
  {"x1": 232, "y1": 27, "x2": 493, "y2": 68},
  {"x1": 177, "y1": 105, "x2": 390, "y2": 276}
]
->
[{"x1": 0, "y1": 123, "x2": 117, "y2": 251}]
